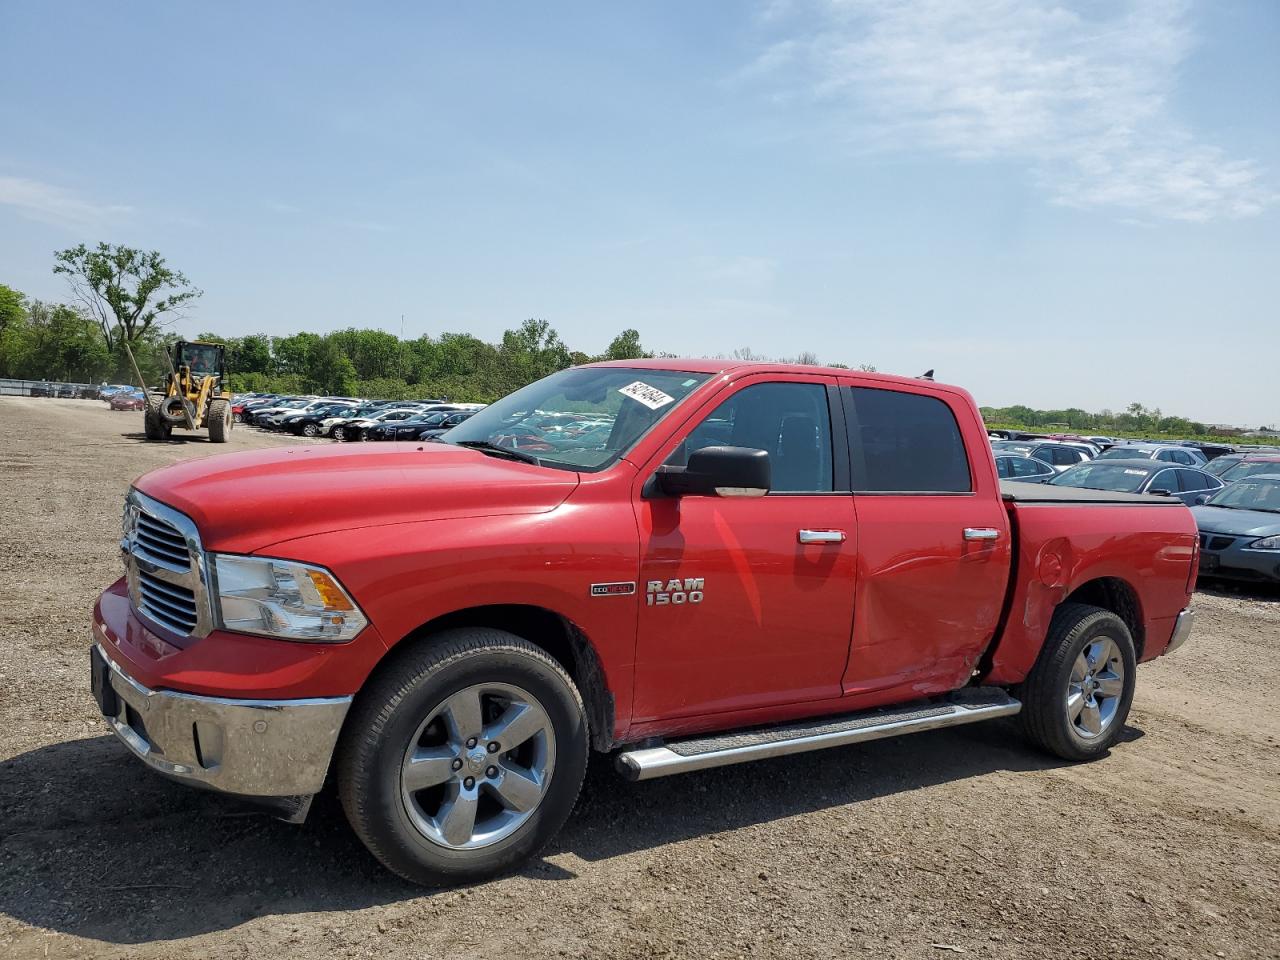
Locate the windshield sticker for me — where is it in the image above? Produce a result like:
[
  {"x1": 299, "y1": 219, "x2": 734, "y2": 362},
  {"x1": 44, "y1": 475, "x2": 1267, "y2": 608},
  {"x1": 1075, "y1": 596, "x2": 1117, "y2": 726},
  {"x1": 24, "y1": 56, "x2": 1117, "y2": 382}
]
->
[
  {"x1": 618, "y1": 381, "x2": 676, "y2": 410},
  {"x1": 1123, "y1": 469, "x2": 1149, "y2": 476}
]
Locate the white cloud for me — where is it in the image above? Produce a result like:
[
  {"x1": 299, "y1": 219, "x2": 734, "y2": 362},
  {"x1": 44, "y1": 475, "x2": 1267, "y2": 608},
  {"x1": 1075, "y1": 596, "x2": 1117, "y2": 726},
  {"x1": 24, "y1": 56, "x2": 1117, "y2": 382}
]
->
[
  {"x1": 0, "y1": 175, "x2": 132, "y2": 231},
  {"x1": 740, "y1": 0, "x2": 1275, "y2": 221}
]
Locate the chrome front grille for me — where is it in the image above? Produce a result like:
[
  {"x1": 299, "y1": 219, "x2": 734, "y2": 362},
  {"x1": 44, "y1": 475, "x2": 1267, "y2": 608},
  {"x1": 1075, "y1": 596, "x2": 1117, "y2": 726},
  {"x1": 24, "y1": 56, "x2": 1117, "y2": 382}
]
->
[
  {"x1": 134, "y1": 511, "x2": 191, "y2": 570},
  {"x1": 137, "y1": 568, "x2": 199, "y2": 634},
  {"x1": 122, "y1": 490, "x2": 213, "y2": 638}
]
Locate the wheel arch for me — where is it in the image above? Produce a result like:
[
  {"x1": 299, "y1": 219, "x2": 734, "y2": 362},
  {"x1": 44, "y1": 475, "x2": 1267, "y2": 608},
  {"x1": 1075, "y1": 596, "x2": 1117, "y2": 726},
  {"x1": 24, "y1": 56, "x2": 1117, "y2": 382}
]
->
[
  {"x1": 369, "y1": 604, "x2": 616, "y2": 752},
  {"x1": 1060, "y1": 576, "x2": 1145, "y2": 658}
]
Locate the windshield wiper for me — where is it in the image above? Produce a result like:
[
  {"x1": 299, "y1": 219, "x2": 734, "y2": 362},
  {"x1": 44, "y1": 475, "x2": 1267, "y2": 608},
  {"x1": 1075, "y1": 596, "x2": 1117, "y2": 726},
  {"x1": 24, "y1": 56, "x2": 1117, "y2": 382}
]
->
[{"x1": 452, "y1": 439, "x2": 542, "y2": 465}]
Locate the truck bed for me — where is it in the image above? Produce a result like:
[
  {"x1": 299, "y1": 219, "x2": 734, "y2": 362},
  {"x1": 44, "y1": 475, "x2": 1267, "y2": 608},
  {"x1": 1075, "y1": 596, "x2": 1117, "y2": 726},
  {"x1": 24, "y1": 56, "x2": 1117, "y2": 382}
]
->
[{"x1": 1000, "y1": 480, "x2": 1186, "y2": 506}]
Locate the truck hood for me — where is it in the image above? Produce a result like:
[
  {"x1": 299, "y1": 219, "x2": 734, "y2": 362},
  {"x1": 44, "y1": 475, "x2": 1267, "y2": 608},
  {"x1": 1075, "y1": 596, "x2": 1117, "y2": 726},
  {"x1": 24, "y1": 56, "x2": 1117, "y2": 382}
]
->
[
  {"x1": 134, "y1": 442, "x2": 580, "y2": 554},
  {"x1": 1191, "y1": 506, "x2": 1280, "y2": 538}
]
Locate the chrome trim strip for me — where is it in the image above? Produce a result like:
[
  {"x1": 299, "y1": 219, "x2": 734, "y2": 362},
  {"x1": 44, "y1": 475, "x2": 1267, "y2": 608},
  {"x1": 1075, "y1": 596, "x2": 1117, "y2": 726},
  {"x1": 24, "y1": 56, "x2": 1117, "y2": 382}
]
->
[
  {"x1": 615, "y1": 697, "x2": 1022, "y2": 781},
  {"x1": 1165, "y1": 607, "x2": 1195, "y2": 655}
]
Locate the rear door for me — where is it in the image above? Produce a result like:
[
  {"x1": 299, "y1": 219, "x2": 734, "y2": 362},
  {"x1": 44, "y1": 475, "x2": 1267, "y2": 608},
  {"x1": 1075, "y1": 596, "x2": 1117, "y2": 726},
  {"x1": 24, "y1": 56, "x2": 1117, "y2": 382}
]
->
[{"x1": 839, "y1": 384, "x2": 1012, "y2": 703}]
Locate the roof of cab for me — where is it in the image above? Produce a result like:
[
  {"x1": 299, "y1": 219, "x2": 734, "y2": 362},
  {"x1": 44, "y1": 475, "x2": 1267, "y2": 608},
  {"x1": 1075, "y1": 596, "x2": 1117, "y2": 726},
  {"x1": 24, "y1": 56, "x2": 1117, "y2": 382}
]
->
[{"x1": 583, "y1": 358, "x2": 951, "y2": 392}]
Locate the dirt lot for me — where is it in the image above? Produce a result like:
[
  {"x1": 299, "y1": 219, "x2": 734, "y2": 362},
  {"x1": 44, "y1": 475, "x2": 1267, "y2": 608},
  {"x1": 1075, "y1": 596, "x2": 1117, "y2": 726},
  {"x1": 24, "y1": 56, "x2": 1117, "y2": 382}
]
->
[{"x1": 1, "y1": 395, "x2": 1277, "y2": 960}]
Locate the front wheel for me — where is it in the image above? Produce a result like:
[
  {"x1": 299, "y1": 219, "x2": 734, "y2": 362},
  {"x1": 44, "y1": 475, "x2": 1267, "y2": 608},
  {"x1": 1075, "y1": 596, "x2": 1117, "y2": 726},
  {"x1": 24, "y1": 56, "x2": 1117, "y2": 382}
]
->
[
  {"x1": 337, "y1": 628, "x2": 589, "y2": 886},
  {"x1": 1019, "y1": 603, "x2": 1136, "y2": 761},
  {"x1": 207, "y1": 398, "x2": 232, "y2": 442},
  {"x1": 302, "y1": 422, "x2": 320, "y2": 437}
]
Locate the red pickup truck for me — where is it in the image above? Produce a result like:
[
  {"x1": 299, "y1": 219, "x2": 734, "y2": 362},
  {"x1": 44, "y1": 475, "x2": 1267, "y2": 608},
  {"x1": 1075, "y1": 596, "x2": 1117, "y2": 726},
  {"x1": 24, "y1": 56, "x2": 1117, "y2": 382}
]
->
[{"x1": 91, "y1": 360, "x2": 1198, "y2": 884}]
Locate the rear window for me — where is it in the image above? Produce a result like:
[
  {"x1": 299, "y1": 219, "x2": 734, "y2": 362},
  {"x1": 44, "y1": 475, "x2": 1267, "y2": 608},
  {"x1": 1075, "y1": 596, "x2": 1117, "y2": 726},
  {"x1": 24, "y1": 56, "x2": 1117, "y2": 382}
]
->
[{"x1": 848, "y1": 387, "x2": 971, "y2": 493}]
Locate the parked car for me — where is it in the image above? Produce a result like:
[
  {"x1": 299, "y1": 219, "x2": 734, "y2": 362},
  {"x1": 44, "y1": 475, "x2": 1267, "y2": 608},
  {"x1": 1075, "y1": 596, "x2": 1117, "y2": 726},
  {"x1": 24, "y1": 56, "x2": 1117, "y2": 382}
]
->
[
  {"x1": 244, "y1": 397, "x2": 317, "y2": 426},
  {"x1": 281, "y1": 403, "x2": 361, "y2": 437},
  {"x1": 108, "y1": 390, "x2": 148, "y2": 411},
  {"x1": 1191, "y1": 476, "x2": 1280, "y2": 583},
  {"x1": 1048, "y1": 459, "x2": 1224, "y2": 505},
  {"x1": 990, "y1": 440, "x2": 1091, "y2": 472},
  {"x1": 95, "y1": 360, "x2": 1197, "y2": 885},
  {"x1": 1094, "y1": 443, "x2": 1207, "y2": 466},
  {"x1": 413, "y1": 410, "x2": 477, "y2": 440},
  {"x1": 994, "y1": 452, "x2": 1056, "y2": 483},
  {"x1": 260, "y1": 398, "x2": 354, "y2": 430},
  {"x1": 365, "y1": 410, "x2": 460, "y2": 441},
  {"x1": 1218, "y1": 454, "x2": 1280, "y2": 484},
  {"x1": 335, "y1": 407, "x2": 425, "y2": 441}
]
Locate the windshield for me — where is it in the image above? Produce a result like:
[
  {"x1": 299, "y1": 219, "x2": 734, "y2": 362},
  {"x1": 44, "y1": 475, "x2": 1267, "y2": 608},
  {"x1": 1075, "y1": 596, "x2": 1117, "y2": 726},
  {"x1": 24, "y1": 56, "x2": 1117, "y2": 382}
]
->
[
  {"x1": 1221, "y1": 460, "x2": 1280, "y2": 483},
  {"x1": 991, "y1": 441, "x2": 1035, "y2": 454},
  {"x1": 444, "y1": 366, "x2": 710, "y2": 471},
  {"x1": 1050, "y1": 462, "x2": 1153, "y2": 493},
  {"x1": 1206, "y1": 478, "x2": 1280, "y2": 512}
]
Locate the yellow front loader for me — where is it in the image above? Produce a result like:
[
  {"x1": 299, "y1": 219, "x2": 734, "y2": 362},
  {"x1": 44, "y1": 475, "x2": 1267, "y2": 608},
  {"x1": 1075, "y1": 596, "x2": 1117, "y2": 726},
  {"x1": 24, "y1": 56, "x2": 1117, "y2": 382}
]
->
[{"x1": 144, "y1": 340, "x2": 233, "y2": 442}]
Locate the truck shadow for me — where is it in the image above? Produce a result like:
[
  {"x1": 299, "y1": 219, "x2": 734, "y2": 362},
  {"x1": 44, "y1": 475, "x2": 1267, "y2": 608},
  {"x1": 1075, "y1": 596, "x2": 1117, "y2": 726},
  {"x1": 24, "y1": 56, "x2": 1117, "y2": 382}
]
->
[{"x1": 0, "y1": 722, "x2": 1125, "y2": 945}]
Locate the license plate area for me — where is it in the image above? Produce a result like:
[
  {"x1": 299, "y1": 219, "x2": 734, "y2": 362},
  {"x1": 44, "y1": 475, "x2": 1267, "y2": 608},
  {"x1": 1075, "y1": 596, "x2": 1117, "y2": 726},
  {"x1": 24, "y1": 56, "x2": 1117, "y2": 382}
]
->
[
  {"x1": 89, "y1": 646, "x2": 119, "y2": 717},
  {"x1": 1199, "y1": 553, "x2": 1220, "y2": 573}
]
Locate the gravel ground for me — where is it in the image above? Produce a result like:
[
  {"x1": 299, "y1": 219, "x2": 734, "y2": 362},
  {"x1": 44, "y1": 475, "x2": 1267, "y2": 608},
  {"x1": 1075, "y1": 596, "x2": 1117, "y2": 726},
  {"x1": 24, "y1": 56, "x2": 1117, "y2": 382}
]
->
[{"x1": 1, "y1": 396, "x2": 1277, "y2": 960}]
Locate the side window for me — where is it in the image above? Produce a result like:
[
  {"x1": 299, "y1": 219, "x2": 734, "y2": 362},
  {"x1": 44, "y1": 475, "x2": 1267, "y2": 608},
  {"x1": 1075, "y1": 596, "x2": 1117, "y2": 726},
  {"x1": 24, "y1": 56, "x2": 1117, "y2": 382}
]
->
[
  {"x1": 664, "y1": 382, "x2": 834, "y2": 493},
  {"x1": 1178, "y1": 469, "x2": 1208, "y2": 491},
  {"x1": 1149, "y1": 470, "x2": 1176, "y2": 493},
  {"x1": 848, "y1": 387, "x2": 972, "y2": 492},
  {"x1": 995, "y1": 457, "x2": 1012, "y2": 479},
  {"x1": 1013, "y1": 457, "x2": 1047, "y2": 477}
]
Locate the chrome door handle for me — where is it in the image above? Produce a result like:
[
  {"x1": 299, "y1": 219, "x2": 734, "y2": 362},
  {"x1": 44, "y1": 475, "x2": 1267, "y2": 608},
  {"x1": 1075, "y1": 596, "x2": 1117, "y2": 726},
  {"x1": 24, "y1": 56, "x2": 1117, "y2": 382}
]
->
[
  {"x1": 798, "y1": 529, "x2": 846, "y2": 544},
  {"x1": 964, "y1": 527, "x2": 1001, "y2": 541}
]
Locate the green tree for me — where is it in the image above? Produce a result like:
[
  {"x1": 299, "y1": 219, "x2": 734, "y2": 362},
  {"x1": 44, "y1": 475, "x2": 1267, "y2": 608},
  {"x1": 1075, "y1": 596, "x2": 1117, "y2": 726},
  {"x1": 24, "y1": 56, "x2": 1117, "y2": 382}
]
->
[
  {"x1": 307, "y1": 338, "x2": 358, "y2": 394},
  {"x1": 53, "y1": 243, "x2": 202, "y2": 351},
  {"x1": 272, "y1": 332, "x2": 322, "y2": 377},
  {"x1": 604, "y1": 328, "x2": 648, "y2": 361},
  {"x1": 24, "y1": 301, "x2": 111, "y2": 382}
]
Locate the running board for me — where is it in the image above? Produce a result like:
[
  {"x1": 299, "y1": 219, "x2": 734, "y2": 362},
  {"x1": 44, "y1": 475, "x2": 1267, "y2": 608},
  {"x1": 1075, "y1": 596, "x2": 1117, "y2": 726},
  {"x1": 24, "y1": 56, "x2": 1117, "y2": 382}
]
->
[{"x1": 615, "y1": 688, "x2": 1021, "y2": 781}]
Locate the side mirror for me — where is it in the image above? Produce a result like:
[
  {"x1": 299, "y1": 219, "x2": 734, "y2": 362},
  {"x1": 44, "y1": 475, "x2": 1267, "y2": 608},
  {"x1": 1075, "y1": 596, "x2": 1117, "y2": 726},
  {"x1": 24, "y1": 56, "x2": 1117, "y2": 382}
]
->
[
  {"x1": 654, "y1": 446, "x2": 771, "y2": 498},
  {"x1": 1194, "y1": 494, "x2": 1211, "y2": 505}
]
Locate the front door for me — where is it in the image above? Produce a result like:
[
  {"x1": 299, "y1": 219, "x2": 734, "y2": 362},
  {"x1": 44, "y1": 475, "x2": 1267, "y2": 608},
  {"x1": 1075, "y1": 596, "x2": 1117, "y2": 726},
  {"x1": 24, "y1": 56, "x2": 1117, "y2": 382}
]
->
[{"x1": 630, "y1": 376, "x2": 858, "y2": 723}]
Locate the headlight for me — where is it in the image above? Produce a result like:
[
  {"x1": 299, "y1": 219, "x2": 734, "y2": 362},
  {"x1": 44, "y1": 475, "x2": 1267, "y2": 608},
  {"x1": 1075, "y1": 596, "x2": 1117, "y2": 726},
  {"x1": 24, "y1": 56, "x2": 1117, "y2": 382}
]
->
[
  {"x1": 1248, "y1": 535, "x2": 1280, "y2": 550},
  {"x1": 211, "y1": 554, "x2": 367, "y2": 642}
]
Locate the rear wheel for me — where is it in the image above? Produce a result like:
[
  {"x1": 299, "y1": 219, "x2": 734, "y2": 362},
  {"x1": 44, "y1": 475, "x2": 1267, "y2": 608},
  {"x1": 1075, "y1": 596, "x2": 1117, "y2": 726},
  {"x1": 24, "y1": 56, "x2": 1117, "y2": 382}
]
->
[
  {"x1": 207, "y1": 398, "x2": 232, "y2": 442},
  {"x1": 302, "y1": 422, "x2": 320, "y2": 437},
  {"x1": 1019, "y1": 603, "x2": 1136, "y2": 761},
  {"x1": 333, "y1": 426, "x2": 347, "y2": 440},
  {"x1": 337, "y1": 628, "x2": 588, "y2": 886},
  {"x1": 143, "y1": 398, "x2": 171, "y2": 441}
]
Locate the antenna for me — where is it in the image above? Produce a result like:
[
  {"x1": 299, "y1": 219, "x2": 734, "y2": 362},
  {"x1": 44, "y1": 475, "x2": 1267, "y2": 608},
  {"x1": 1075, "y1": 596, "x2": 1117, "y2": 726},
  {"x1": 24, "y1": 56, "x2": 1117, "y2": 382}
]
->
[{"x1": 918, "y1": 369, "x2": 935, "y2": 381}]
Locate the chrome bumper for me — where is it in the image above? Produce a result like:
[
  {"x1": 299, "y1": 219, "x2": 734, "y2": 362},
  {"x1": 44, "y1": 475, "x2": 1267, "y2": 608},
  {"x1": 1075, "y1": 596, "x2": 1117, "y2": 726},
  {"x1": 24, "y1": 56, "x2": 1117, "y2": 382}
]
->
[
  {"x1": 92, "y1": 643, "x2": 352, "y2": 808},
  {"x1": 1165, "y1": 608, "x2": 1195, "y2": 655}
]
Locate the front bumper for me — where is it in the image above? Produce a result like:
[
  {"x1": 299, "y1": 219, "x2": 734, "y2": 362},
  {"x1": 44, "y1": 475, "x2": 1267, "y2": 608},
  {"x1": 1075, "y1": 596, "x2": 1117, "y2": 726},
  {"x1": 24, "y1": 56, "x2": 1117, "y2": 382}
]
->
[{"x1": 91, "y1": 642, "x2": 351, "y2": 813}]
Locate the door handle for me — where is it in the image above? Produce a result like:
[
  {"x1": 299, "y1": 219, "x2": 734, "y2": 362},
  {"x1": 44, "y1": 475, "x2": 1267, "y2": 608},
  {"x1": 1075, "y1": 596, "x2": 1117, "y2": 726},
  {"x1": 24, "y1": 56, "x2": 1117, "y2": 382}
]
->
[
  {"x1": 798, "y1": 529, "x2": 846, "y2": 544},
  {"x1": 963, "y1": 527, "x2": 1001, "y2": 542}
]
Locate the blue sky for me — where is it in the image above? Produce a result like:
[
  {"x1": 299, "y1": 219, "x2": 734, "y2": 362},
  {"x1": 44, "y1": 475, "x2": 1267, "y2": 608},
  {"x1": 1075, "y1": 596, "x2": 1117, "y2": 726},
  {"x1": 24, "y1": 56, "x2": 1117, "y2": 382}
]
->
[{"x1": 1, "y1": 1, "x2": 1276, "y2": 425}]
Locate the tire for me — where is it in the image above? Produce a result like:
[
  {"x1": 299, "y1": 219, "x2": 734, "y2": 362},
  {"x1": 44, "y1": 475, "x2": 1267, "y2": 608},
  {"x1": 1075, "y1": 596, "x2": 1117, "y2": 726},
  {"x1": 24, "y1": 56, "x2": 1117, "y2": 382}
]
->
[
  {"x1": 207, "y1": 398, "x2": 232, "y2": 442},
  {"x1": 233, "y1": 411, "x2": 244, "y2": 423},
  {"x1": 1019, "y1": 603, "x2": 1137, "y2": 761},
  {"x1": 337, "y1": 628, "x2": 589, "y2": 886},
  {"x1": 333, "y1": 426, "x2": 347, "y2": 441},
  {"x1": 302, "y1": 423, "x2": 320, "y2": 437},
  {"x1": 143, "y1": 399, "x2": 171, "y2": 441}
]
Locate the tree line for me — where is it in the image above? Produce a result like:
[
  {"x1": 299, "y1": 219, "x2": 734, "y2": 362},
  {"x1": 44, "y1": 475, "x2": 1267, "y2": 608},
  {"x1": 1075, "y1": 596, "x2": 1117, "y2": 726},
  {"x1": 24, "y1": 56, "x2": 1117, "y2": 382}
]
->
[
  {"x1": 980, "y1": 402, "x2": 1280, "y2": 440},
  {"x1": 0, "y1": 242, "x2": 867, "y2": 403}
]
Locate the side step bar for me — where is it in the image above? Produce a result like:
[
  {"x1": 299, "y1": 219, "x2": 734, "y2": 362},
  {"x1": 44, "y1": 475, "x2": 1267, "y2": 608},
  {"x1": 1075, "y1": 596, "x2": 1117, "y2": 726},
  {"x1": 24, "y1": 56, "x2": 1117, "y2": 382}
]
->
[{"x1": 616, "y1": 688, "x2": 1021, "y2": 781}]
